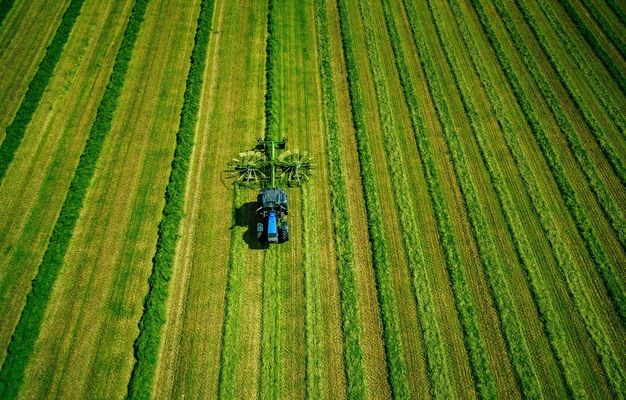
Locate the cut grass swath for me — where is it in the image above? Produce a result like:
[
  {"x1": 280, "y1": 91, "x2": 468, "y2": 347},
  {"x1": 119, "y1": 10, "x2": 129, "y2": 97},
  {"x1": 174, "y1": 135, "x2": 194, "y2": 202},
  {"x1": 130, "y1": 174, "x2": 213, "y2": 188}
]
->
[
  {"x1": 487, "y1": 0, "x2": 626, "y2": 257},
  {"x1": 125, "y1": 0, "x2": 215, "y2": 397},
  {"x1": 336, "y1": 0, "x2": 433, "y2": 397},
  {"x1": 535, "y1": 0, "x2": 626, "y2": 134},
  {"x1": 260, "y1": 246, "x2": 282, "y2": 400},
  {"x1": 402, "y1": 0, "x2": 505, "y2": 398},
  {"x1": 397, "y1": 0, "x2": 545, "y2": 397},
  {"x1": 450, "y1": 0, "x2": 626, "y2": 395},
  {"x1": 217, "y1": 188, "x2": 247, "y2": 400},
  {"x1": 467, "y1": 0, "x2": 626, "y2": 325},
  {"x1": 314, "y1": 0, "x2": 366, "y2": 397},
  {"x1": 604, "y1": 0, "x2": 626, "y2": 26},
  {"x1": 0, "y1": 0, "x2": 86, "y2": 185},
  {"x1": 0, "y1": 0, "x2": 150, "y2": 398},
  {"x1": 408, "y1": 0, "x2": 588, "y2": 395},
  {"x1": 512, "y1": 0, "x2": 626, "y2": 189},
  {"x1": 377, "y1": 1, "x2": 458, "y2": 398},
  {"x1": 556, "y1": 0, "x2": 626, "y2": 95}
]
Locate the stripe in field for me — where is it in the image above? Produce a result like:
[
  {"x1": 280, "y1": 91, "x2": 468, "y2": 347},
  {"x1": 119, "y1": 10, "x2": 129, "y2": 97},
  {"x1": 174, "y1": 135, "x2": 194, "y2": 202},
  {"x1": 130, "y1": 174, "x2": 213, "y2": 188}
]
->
[
  {"x1": 335, "y1": 0, "x2": 415, "y2": 397},
  {"x1": 0, "y1": 0, "x2": 86, "y2": 185},
  {"x1": 313, "y1": 0, "x2": 367, "y2": 398},
  {"x1": 0, "y1": 0, "x2": 15, "y2": 27},
  {"x1": 448, "y1": 0, "x2": 626, "y2": 396},
  {"x1": 217, "y1": 188, "x2": 248, "y2": 400},
  {"x1": 0, "y1": 0, "x2": 150, "y2": 398},
  {"x1": 125, "y1": 0, "x2": 216, "y2": 397}
]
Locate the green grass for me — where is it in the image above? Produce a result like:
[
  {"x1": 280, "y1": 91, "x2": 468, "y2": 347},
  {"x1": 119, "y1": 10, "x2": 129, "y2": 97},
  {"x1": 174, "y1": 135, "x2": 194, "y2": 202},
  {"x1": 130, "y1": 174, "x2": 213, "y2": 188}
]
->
[
  {"x1": 313, "y1": 1, "x2": 366, "y2": 398},
  {"x1": 125, "y1": 0, "x2": 216, "y2": 397},
  {"x1": 0, "y1": 0, "x2": 149, "y2": 397},
  {"x1": 0, "y1": 0, "x2": 86, "y2": 184}
]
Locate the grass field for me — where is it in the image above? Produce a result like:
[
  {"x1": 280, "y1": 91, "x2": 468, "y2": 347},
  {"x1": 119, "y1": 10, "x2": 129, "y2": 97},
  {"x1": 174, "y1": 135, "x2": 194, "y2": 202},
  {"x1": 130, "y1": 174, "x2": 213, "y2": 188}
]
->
[{"x1": 0, "y1": 0, "x2": 624, "y2": 398}]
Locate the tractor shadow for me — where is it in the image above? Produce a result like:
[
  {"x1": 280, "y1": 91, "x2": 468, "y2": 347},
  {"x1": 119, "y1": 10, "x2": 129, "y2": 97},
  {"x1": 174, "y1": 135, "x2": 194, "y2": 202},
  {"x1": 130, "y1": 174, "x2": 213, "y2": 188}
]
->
[{"x1": 233, "y1": 201, "x2": 269, "y2": 250}]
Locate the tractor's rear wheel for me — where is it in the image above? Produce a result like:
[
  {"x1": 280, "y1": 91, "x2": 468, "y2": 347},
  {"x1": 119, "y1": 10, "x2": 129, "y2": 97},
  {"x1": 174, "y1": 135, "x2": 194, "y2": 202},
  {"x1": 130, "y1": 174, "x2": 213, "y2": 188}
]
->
[{"x1": 280, "y1": 223, "x2": 289, "y2": 242}]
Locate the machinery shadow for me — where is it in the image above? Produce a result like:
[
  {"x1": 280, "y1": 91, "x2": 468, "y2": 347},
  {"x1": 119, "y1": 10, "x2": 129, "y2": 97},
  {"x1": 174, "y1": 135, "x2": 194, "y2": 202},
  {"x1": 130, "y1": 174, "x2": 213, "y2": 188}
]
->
[{"x1": 233, "y1": 201, "x2": 269, "y2": 250}]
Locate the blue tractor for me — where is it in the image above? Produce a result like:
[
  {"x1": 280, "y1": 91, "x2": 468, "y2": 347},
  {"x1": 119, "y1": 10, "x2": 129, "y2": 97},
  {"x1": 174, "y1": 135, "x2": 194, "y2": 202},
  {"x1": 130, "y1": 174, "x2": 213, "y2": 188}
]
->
[
  {"x1": 256, "y1": 188, "x2": 289, "y2": 243},
  {"x1": 228, "y1": 138, "x2": 312, "y2": 244}
]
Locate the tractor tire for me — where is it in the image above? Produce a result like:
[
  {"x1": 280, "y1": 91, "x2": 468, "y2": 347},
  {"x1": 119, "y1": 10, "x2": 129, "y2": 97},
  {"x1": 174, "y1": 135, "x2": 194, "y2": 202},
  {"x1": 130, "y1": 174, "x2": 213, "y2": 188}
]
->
[{"x1": 280, "y1": 223, "x2": 289, "y2": 242}]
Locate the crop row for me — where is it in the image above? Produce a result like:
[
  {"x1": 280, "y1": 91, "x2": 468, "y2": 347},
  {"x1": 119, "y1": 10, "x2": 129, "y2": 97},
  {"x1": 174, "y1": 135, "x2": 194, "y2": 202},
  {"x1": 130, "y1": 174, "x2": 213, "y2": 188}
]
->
[
  {"x1": 512, "y1": 0, "x2": 626, "y2": 188},
  {"x1": 377, "y1": 1, "x2": 458, "y2": 398},
  {"x1": 335, "y1": 0, "x2": 412, "y2": 397},
  {"x1": 260, "y1": 1, "x2": 282, "y2": 397},
  {"x1": 402, "y1": 0, "x2": 506, "y2": 398},
  {"x1": 217, "y1": 189, "x2": 248, "y2": 400},
  {"x1": 313, "y1": 0, "x2": 366, "y2": 397},
  {"x1": 453, "y1": 0, "x2": 626, "y2": 395},
  {"x1": 0, "y1": 0, "x2": 150, "y2": 398},
  {"x1": 473, "y1": 0, "x2": 626, "y2": 323},
  {"x1": 125, "y1": 0, "x2": 215, "y2": 397},
  {"x1": 556, "y1": 0, "x2": 625, "y2": 95},
  {"x1": 416, "y1": 0, "x2": 548, "y2": 397},
  {"x1": 0, "y1": 0, "x2": 86, "y2": 184},
  {"x1": 416, "y1": 0, "x2": 590, "y2": 396},
  {"x1": 535, "y1": 0, "x2": 626, "y2": 134},
  {"x1": 264, "y1": 0, "x2": 279, "y2": 142},
  {"x1": 419, "y1": 0, "x2": 587, "y2": 396},
  {"x1": 604, "y1": 0, "x2": 626, "y2": 25},
  {"x1": 577, "y1": 0, "x2": 626, "y2": 65},
  {"x1": 489, "y1": 0, "x2": 626, "y2": 259}
]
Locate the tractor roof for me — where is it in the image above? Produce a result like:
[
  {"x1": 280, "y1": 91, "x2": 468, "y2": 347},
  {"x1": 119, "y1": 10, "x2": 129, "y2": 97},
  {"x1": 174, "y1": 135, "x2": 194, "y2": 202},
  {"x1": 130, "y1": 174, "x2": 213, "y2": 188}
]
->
[{"x1": 260, "y1": 188, "x2": 287, "y2": 207}]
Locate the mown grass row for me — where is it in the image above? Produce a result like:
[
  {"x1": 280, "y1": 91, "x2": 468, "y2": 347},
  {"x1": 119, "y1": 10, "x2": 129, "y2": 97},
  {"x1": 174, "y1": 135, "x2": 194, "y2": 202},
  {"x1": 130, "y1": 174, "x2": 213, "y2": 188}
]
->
[
  {"x1": 264, "y1": 0, "x2": 279, "y2": 142},
  {"x1": 0, "y1": 0, "x2": 15, "y2": 27},
  {"x1": 489, "y1": 0, "x2": 626, "y2": 257},
  {"x1": 402, "y1": 1, "x2": 506, "y2": 398},
  {"x1": 0, "y1": 0, "x2": 150, "y2": 398},
  {"x1": 260, "y1": 1, "x2": 282, "y2": 397},
  {"x1": 376, "y1": 1, "x2": 457, "y2": 397},
  {"x1": 408, "y1": 0, "x2": 547, "y2": 397},
  {"x1": 313, "y1": 1, "x2": 366, "y2": 397},
  {"x1": 335, "y1": 0, "x2": 412, "y2": 397},
  {"x1": 0, "y1": 0, "x2": 86, "y2": 185},
  {"x1": 216, "y1": 189, "x2": 247, "y2": 400},
  {"x1": 452, "y1": 0, "x2": 626, "y2": 395},
  {"x1": 512, "y1": 0, "x2": 626, "y2": 188},
  {"x1": 534, "y1": 0, "x2": 626, "y2": 134},
  {"x1": 556, "y1": 0, "x2": 626, "y2": 95},
  {"x1": 301, "y1": 184, "x2": 324, "y2": 400},
  {"x1": 413, "y1": 0, "x2": 588, "y2": 396},
  {"x1": 577, "y1": 0, "x2": 626, "y2": 61},
  {"x1": 260, "y1": 246, "x2": 282, "y2": 399},
  {"x1": 409, "y1": 0, "x2": 588, "y2": 396},
  {"x1": 604, "y1": 0, "x2": 626, "y2": 25},
  {"x1": 125, "y1": 0, "x2": 215, "y2": 397},
  {"x1": 469, "y1": 0, "x2": 626, "y2": 324}
]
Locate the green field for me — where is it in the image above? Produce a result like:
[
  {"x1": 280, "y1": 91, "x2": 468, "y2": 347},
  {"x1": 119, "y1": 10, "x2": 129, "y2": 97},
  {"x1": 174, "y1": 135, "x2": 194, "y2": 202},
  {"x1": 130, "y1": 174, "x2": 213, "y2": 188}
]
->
[{"x1": 0, "y1": 0, "x2": 625, "y2": 398}]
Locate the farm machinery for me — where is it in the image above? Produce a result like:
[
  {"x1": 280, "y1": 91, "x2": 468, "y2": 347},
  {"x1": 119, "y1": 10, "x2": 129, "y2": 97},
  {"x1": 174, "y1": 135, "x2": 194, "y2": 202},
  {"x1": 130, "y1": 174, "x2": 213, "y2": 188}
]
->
[{"x1": 228, "y1": 138, "x2": 313, "y2": 243}]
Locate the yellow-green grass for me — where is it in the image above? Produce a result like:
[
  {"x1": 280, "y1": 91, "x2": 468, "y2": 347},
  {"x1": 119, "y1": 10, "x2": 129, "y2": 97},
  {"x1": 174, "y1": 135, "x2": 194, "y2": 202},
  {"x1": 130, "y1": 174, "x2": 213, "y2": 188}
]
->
[
  {"x1": 0, "y1": 0, "x2": 69, "y2": 141},
  {"x1": 514, "y1": 0, "x2": 626, "y2": 162},
  {"x1": 277, "y1": 2, "x2": 349, "y2": 397},
  {"x1": 497, "y1": 0, "x2": 626, "y2": 219},
  {"x1": 324, "y1": 0, "x2": 392, "y2": 397},
  {"x1": 427, "y1": 0, "x2": 625, "y2": 395},
  {"x1": 449, "y1": 0, "x2": 626, "y2": 392},
  {"x1": 15, "y1": 0, "x2": 201, "y2": 397},
  {"x1": 153, "y1": 0, "x2": 266, "y2": 397},
  {"x1": 0, "y1": 0, "x2": 134, "y2": 367}
]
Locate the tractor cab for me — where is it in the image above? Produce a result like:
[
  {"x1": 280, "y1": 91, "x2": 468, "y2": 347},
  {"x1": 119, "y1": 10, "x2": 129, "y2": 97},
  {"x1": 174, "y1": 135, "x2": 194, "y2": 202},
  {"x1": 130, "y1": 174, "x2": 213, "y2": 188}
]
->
[{"x1": 256, "y1": 188, "x2": 289, "y2": 243}]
